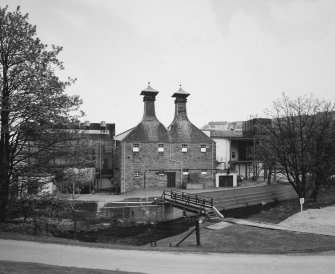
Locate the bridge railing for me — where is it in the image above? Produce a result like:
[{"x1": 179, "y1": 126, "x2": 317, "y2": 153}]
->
[{"x1": 162, "y1": 190, "x2": 214, "y2": 209}]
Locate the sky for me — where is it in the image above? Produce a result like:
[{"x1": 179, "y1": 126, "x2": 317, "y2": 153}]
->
[{"x1": 2, "y1": 0, "x2": 335, "y2": 134}]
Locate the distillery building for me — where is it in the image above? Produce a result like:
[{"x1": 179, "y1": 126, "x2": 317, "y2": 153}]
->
[{"x1": 114, "y1": 84, "x2": 216, "y2": 193}]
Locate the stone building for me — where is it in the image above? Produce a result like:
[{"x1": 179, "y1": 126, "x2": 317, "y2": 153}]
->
[{"x1": 114, "y1": 84, "x2": 216, "y2": 193}]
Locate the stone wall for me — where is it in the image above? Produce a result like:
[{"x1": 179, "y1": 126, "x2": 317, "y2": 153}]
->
[{"x1": 118, "y1": 142, "x2": 216, "y2": 193}]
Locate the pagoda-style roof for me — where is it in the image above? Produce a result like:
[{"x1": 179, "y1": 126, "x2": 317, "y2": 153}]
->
[
  {"x1": 172, "y1": 85, "x2": 190, "y2": 98},
  {"x1": 140, "y1": 82, "x2": 159, "y2": 96}
]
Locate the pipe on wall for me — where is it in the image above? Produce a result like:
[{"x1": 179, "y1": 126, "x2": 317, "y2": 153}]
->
[{"x1": 123, "y1": 142, "x2": 126, "y2": 194}]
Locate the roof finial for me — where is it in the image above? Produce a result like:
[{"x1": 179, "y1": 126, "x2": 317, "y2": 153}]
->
[
  {"x1": 179, "y1": 84, "x2": 182, "y2": 88},
  {"x1": 148, "y1": 81, "x2": 150, "y2": 86}
]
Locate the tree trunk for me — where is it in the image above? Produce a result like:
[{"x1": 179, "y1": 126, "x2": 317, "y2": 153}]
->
[
  {"x1": 311, "y1": 173, "x2": 323, "y2": 202},
  {"x1": 0, "y1": 172, "x2": 10, "y2": 222},
  {"x1": 267, "y1": 166, "x2": 272, "y2": 184},
  {"x1": 0, "y1": 64, "x2": 11, "y2": 222}
]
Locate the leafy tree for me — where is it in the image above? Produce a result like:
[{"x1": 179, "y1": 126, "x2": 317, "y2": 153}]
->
[
  {"x1": 0, "y1": 6, "x2": 85, "y2": 221},
  {"x1": 260, "y1": 94, "x2": 335, "y2": 201}
]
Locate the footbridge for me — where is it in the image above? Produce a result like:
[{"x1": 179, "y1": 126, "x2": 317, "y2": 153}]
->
[{"x1": 159, "y1": 190, "x2": 224, "y2": 219}]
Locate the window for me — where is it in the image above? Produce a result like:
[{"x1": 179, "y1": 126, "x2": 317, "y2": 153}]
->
[
  {"x1": 183, "y1": 169, "x2": 189, "y2": 175},
  {"x1": 182, "y1": 144, "x2": 188, "y2": 152},
  {"x1": 103, "y1": 158, "x2": 108, "y2": 169},
  {"x1": 158, "y1": 144, "x2": 164, "y2": 152},
  {"x1": 105, "y1": 141, "x2": 113, "y2": 152},
  {"x1": 201, "y1": 144, "x2": 207, "y2": 153},
  {"x1": 134, "y1": 171, "x2": 140, "y2": 177},
  {"x1": 133, "y1": 143, "x2": 139, "y2": 152},
  {"x1": 232, "y1": 151, "x2": 236, "y2": 159},
  {"x1": 201, "y1": 170, "x2": 207, "y2": 175},
  {"x1": 157, "y1": 170, "x2": 165, "y2": 176}
]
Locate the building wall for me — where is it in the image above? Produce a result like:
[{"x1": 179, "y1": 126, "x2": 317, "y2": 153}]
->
[
  {"x1": 202, "y1": 121, "x2": 243, "y2": 131},
  {"x1": 230, "y1": 142, "x2": 239, "y2": 161},
  {"x1": 116, "y1": 141, "x2": 216, "y2": 193},
  {"x1": 213, "y1": 138, "x2": 230, "y2": 165}
]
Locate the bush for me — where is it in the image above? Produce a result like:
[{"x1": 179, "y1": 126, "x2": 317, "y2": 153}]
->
[{"x1": 6, "y1": 193, "x2": 74, "y2": 234}]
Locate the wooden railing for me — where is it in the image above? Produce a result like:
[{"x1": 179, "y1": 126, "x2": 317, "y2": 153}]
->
[{"x1": 162, "y1": 190, "x2": 214, "y2": 211}]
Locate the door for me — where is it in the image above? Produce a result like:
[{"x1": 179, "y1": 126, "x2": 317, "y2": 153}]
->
[
  {"x1": 166, "y1": 172, "x2": 176, "y2": 188},
  {"x1": 219, "y1": 175, "x2": 233, "y2": 187}
]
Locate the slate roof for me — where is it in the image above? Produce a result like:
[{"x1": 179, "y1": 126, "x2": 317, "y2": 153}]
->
[
  {"x1": 122, "y1": 120, "x2": 169, "y2": 143},
  {"x1": 119, "y1": 83, "x2": 169, "y2": 143},
  {"x1": 168, "y1": 86, "x2": 214, "y2": 143},
  {"x1": 168, "y1": 120, "x2": 215, "y2": 143},
  {"x1": 118, "y1": 84, "x2": 214, "y2": 144}
]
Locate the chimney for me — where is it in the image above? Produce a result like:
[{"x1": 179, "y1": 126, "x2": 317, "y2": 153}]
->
[
  {"x1": 172, "y1": 85, "x2": 190, "y2": 121},
  {"x1": 140, "y1": 82, "x2": 159, "y2": 121},
  {"x1": 100, "y1": 121, "x2": 106, "y2": 128},
  {"x1": 84, "y1": 120, "x2": 90, "y2": 128}
]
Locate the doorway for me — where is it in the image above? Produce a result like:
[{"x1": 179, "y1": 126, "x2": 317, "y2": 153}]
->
[
  {"x1": 166, "y1": 172, "x2": 176, "y2": 188},
  {"x1": 219, "y1": 175, "x2": 233, "y2": 187}
]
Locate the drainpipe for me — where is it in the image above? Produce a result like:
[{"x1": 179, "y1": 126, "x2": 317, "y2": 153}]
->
[
  {"x1": 211, "y1": 143, "x2": 214, "y2": 188},
  {"x1": 253, "y1": 138, "x2": 256, "y2": 181},
  {"x1": 99, "y1": 134, "x2": 102, "y2": 191},
  {"x1": 144, "y1": 169, "x2": 149, "y2": 203},
  {"x1": 123, "y1": 142, "x2": 126, "y2": 194}
]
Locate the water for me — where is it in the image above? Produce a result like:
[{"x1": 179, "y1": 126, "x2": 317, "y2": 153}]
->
[{"x1": 54, "y1": 201, "x2": 274, "y2": 245}]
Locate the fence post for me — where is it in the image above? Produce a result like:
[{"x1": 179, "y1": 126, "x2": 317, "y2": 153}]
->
[
  {"x1": 154, "y1": 221, "x2": 157, "y2": 247},
  {"x1": 113, "y1": 218, "x2": 117, "y2": 243},
  {"x1": 195, "y1": 219, "x2": 200, "y2": 246}
]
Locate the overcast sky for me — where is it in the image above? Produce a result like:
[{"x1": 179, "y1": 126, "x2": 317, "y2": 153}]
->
[{"x1": 2, "y1": 0, "x2": 335, "y2": 133}]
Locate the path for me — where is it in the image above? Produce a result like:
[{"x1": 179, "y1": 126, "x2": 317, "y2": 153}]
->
[
  {"x1": 206, "y1": 205, "x2": 335, "y2": 237},
  {"x1": 1, "y1": 239, "x2": 335, "y2": 274},
  {"x1": 207, "y1": 218, "x2": 335, "y2": 237}
]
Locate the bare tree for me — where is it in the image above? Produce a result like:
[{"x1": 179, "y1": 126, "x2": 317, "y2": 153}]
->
[
  {"x1": 309, "y1": 107, "x2": 335, "y2": 201},
  {"x1": 261, "y1": 94, "x2": 335, "y2": 200}
]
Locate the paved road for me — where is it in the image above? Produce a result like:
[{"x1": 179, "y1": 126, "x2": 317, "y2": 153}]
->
[{"x1": 1, "y1": 239, "x2": 335, "y2": 274}]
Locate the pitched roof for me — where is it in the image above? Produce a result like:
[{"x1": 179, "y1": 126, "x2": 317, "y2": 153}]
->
[{"x1": 114, "y1": 127, "x2": 134, "y2": 141}]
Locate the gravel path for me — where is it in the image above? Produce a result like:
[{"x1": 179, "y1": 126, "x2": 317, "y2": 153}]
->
[{"x1": 280, "y1": 205, "x2": 335, "y2": 235}]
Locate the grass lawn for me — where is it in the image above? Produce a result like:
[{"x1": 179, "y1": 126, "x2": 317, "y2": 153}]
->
[
  {"x1": 154, "y1": 185, "x2": 335, "y2": 253},
  {"x1": 154, "y1": 223, "x2": 335, "y2": 254},
  {"x1": 247, "y1": 184, "x2": 335, "y2": 223},
  {"x1": 0, "y1": 260, "x2": 141, "y2": 274}
]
